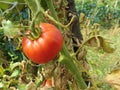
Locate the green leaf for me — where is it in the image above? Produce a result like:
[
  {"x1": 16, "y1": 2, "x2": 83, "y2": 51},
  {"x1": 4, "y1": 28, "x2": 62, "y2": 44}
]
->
[
  {"x1": 10, "y1": 62, "x2": 21, "y2": 70},
  {"x1": 17, "y1": 84, "x2": 26, "y2": 90},
  {"x1": 0, "y1": 82, "x2": 4, "y2": 88},
  {"x1": 24, "y1": 0, "x2": 37, "y2": 17},
  {"x1": 10, "y1": 69, "x2": 20, "y2": 78},
  {"x1": 0, "y1": 66, "x2": 4, "y2": 76},
  {"x1": 24, "y1": 0, "x2": 45, "y2": 23},
  {"x1": 0, "y1": 0, "x2": 15, "y2": 10},
  {"x1": 40, "y1": 0, "x2": 47, "y2": 10},
  {"x1": 2, "y1": 20, "x2": 20, "y2": 38},
  {"x1": 0, "y1": 0, "x2": 25, "y2": 13}
]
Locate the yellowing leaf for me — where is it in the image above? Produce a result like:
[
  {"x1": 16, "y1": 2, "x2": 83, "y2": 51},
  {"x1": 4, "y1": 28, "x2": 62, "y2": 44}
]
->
[
  {"x1": 86, "y1": 35, "x2": 115, "y2": 53},
  {"x1": 26, "y1": 81, "x2": 36, "y2": 90},
  {"x1": 0, "y1": 66, "x2": 4, "y2": 76},
  {"x1": 105, "y1": 69, "x2": 120, "y2": 90},
  {"x1": 86, "y1": 36, "x2": 103, "y2": 47},
  {"x1": 101, "y1": 39, "x2": 115, "y2": 53}
]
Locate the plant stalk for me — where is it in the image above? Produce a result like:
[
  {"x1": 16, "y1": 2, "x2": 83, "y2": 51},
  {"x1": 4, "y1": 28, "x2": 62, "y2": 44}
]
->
[
  {"x1": 45, "y1": 0, "x2": 87, "y2": 89},
  {"x1": 60, "y1": 45, "x2": 87, "y2": 89}
]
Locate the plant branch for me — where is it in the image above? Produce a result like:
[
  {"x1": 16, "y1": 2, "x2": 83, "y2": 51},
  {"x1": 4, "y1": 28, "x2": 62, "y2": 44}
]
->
[
  {"x1": 60, "y1": 45, "x2": 87, "y2": 89},
  {"x1": 45, "y1": 0, "x2": 59, "y2": 22},
  {"x1": 30, "y1": 10, "x2": 40, "y2": 31},
  {"x1": 44, "y1": 0, "x2": 87, "y2": 89},
  {"x1": 3, "y1": 2, "x2": 18, "y2": 15}
]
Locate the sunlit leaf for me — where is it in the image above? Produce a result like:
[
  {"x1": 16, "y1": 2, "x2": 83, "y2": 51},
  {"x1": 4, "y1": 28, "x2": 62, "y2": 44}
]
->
[
  {"x1": 10, "y1": 62, "x2": 21, "y2": 70},
  {"x1": 2, "y1": 20, "x2": 20, "y2": 38},
  {"x1": 10, "y1": 69, "x2": 20, "y2": 78},
  {"x1": 0, "y1": 0, "x2": 25, "y2": 10},
  {"x1": 17, "y1": 84, "x2": 26, "y2": 90},
  {"x1": 0, "y1": 66, "x2": 4, "y2": 76},
  {"x1": 101, "y1": 39, "x2": 115, "y2": 53},
  {"x1": 105, "y1": 69, "x2": 120, "y2": 90},
  {"x1": 0, "y1": 82, "x2": 4, "y2": 88},
  {"x1": 0, "y1": 0, "x2": 16, "y2": 10}
]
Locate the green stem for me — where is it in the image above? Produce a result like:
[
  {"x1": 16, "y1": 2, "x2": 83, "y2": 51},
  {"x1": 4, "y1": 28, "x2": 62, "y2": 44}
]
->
[
  {"x1": 30, "y1": 10, "x2": 40, "y2": 30},
  {"x1": 39, "y1": 6, "x2": 75, "y2": 29},
  {"x1": 45, "y1": 0, "x2": 65, "y2": 30},
  {"x1": 39, "y1": 7, "x2": 65, "y2": 30},
  {"x1": 60, "y1": 45, "x2": 87, "y2": 89},
  {"x1": 45, "y1": 0, "x2": 87, "y2": 89},
  {"x1": 45, "y1": 0, "x2": 59, "y2": 22},
  {"x1": 35, "y1": 0, "x2": 41, "y2": 9}
]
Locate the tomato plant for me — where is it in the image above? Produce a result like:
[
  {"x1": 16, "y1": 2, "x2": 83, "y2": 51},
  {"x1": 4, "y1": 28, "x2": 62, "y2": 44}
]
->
[{"x1": 22, "y1": 23, "x2": 63, "y2": 64}]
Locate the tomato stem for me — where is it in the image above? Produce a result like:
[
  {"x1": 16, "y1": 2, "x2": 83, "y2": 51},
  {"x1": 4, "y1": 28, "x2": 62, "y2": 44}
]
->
[
  {"x1": 30, "y1": 10, "x2": 41, "y2": 30},
  {"x1": 45, "y1": 0, "x2": 87, "y2": 89},
  {"x1": 39, "y1": 1, "x2": 77, "y2": 30},
  {"x1": 29, "y1": 10, "x2": 42, "y2": 40},
  {"x1": 59, "y1": 45, "x2": 87, "y2": 89},
  {"x1": 45, "y1": 0, "x2": 59, "y2": 24}
]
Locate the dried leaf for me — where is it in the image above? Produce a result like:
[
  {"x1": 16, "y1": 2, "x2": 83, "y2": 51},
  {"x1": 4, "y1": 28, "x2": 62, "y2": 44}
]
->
[
  {"x1": 26, "y1": 81, "x2": 36, "y2": 90},
  {"x1": 0, "y1": 50, "x2": 9, "y2": 66},
  {"x1": 79, "y1": 13, "x2": 85, "y2": 24},
  {"x1": 86, "y1": 36, "x2": 103, "y2": 47},
  {"x1": 105, "y1": 69, "x2": 120, "y2": 90},
  {"x1": 87, "y1": 37, "x2": 98, "y2": 47},
  {"x1": 86, "y1": 35, "x2": 115, "y2": 53},
  {"x1": 101, "y1": 39, "x2": 115, "y2": 53},
  {"x1": 77, "y1": 48, "x2": 87, "y2": 60}
]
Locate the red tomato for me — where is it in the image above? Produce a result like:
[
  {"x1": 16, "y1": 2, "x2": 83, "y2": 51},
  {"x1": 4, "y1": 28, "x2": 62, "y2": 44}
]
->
[
  {"x1": 43, "y1": 79, "x2": 52, "y2": 87},
  {"x1": 22, "y1": 23, "x2": 63, "y2": 64}
]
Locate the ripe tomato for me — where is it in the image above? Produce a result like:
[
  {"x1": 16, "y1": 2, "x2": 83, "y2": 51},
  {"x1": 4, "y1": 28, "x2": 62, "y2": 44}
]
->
[
  {"x1": 42, "y1": 79, "x2": 52, "y2": 87},
  {"x1": 22, "y1": 23, "x2": 63, "y2": 64}
]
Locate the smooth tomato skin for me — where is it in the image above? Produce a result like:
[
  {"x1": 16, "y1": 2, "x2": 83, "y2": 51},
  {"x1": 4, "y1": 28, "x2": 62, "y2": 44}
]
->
[{"x1": 22, "y1": 23, "x2": 63, "y2": 64}]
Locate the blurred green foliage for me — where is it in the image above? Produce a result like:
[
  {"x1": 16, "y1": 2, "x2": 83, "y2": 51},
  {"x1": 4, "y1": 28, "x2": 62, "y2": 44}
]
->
[
  {"x1": 0, "y1": 33, "x2": 23, "y2": 62},
  {"x1": 0, "y1": 1, "x2": 27, "y2": 63},
  {"x1": 75, "y1": 0, "x2": 120, "y2": 28}
]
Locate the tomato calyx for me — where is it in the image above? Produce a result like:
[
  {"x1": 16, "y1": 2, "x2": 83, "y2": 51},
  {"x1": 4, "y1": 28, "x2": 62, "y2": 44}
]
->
[{"x1": 27, "y1": 27, "x2": 41, "y2": 40}]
